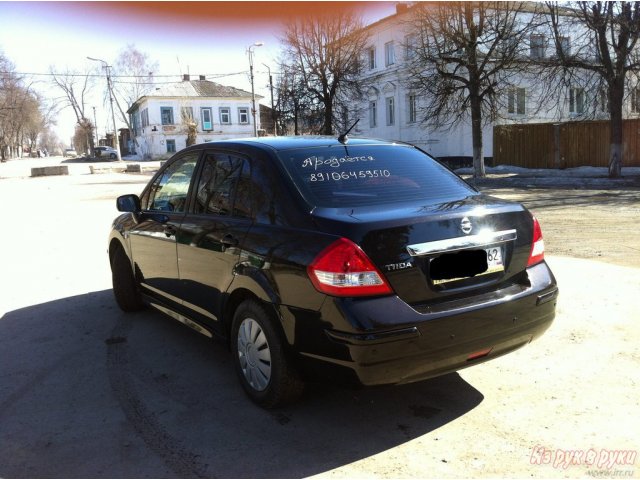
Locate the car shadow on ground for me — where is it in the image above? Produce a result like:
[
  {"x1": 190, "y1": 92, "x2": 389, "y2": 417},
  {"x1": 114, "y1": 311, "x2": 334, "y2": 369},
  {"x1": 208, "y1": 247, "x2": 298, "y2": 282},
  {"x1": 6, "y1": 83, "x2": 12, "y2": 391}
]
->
[{"x1": 0, "y1": 290, "x2": 484, "y2": 478}]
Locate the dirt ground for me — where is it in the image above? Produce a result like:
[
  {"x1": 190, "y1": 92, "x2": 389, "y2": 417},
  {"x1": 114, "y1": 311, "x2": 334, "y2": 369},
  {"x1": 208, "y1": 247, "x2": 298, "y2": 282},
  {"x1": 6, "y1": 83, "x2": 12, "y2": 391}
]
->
[{"x1": 475, "y1": 183, "x2": 640, "y2": 269}]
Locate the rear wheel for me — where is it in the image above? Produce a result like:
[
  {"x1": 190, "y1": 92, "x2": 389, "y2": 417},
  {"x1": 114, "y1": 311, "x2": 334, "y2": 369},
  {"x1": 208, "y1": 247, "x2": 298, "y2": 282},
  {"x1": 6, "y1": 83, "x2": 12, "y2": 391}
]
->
[
  {"x1": 231, "y1": 300, "x2": 303, "y2": 408},
  {"x1": 111, "y1": 246, "x2": 145, "y2": 312},
  {"x1": 109, "y1": 153, "x2": 117, "y2": 159}
]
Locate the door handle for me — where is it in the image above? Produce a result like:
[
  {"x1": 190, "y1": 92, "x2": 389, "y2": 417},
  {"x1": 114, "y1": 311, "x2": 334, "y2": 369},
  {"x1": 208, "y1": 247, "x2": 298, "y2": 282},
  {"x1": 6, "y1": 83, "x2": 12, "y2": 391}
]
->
[
  {"x1": 164, "y1": 225, "x2": 177, "y2": 237},
  {"x1": 221, "y1": 234, "x2": 239, "y2": 248}
]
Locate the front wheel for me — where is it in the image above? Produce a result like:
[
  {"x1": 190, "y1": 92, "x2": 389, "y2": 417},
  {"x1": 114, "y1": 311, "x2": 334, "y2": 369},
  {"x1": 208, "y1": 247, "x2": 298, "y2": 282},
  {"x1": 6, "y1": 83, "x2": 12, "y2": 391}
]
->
[
  {"x1": 231, "y1": 300, "x2": 303, "y2": 408},
  {"x1": 109, "y1": 153, "x2": 117, "y2": 159}
]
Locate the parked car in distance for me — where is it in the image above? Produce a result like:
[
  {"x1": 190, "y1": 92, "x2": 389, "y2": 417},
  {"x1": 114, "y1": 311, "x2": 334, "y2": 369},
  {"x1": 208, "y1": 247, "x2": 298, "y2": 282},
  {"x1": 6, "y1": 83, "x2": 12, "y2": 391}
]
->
[
  {"x1": 63, "y1": 148, "x2": 77, "y2": 157},
  {"x1": 108, "y1": 136, "x2": 558, "y2": 408},
  {"x1": 94, "y1": 146, "x2": 119, "y2": 160}
]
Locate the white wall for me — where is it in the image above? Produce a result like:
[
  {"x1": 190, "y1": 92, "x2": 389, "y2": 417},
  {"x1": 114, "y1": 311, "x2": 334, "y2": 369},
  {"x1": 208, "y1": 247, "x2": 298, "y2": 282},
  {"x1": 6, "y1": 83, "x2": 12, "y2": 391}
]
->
[
  {"x1": 356, "y1": 10, "x2": 496, "y2": 159},
  {"x1": 133, "y1": 97, "x2": 258, "y2": 159}
]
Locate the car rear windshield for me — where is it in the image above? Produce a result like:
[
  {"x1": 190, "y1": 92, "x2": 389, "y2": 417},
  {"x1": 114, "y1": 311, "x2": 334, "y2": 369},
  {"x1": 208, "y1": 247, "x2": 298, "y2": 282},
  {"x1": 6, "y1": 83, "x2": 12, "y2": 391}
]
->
[{"x1": 278, "y1": 144, "x2": 476, "y2": 208}]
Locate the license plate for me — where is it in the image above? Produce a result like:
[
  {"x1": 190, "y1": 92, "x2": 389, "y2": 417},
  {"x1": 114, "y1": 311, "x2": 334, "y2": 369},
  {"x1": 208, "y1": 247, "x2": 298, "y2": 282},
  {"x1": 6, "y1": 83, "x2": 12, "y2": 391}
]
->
[
  {"x1": 432, "y1": 247, "x2": 504, "y2": 285},
  {"x1": 484, "y1": 246, "x2": 504, "y2": 274}
]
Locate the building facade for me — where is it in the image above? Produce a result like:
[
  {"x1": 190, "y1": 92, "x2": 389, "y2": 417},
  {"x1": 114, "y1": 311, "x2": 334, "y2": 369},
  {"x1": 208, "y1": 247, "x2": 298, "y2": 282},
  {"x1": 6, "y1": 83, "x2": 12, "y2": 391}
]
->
[
  {"x1": 127, "y1": 75, "x2": 262, "y2": 159},
  {"x1": 355, "y1": 4, "x2": 493, "y2": 162},
  {"x1": 354, "y1": 3, "x2": 640, "y2": 162}
]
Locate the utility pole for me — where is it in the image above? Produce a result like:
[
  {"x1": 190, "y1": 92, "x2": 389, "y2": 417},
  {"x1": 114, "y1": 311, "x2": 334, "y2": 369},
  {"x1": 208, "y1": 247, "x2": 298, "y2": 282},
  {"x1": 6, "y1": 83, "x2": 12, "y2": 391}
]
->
[
  {"x1": 247, "y1": 42, "x2": 263, "y2": 137},
  {"x1": 92, "y1": 106, "x2": 99, "y2": 147},
  {"x1": 87, "y1": 56, "x2": 123, "y2": 161},
  {"x1": 263, "y1": 63, "x2": 277, "y2": 136}
]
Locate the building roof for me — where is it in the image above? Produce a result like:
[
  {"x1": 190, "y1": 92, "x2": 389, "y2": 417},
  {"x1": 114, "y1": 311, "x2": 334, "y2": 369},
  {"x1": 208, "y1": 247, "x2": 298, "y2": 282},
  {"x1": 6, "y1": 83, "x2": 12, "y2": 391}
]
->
[{"x1": 127, "y1": 78, "x2": 261, "y2": 113}]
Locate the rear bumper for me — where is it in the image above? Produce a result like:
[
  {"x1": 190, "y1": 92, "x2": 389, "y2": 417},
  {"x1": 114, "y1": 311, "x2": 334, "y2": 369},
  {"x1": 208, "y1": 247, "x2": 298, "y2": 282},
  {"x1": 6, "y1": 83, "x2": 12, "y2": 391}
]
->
[{"x1": 290, "y1": 261, "x2": 558, "y2": 386}]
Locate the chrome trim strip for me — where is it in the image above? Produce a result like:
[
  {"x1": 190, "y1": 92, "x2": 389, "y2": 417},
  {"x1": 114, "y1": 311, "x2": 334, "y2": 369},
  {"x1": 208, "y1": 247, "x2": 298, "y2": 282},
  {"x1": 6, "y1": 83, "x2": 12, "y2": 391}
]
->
[
  {"x1": 183, "y1": 299, "x2": 218, "y2": 322},
  {"x1": 141, "y1": 282, "x2": 218, "y2": 321},
  {"x1": 141, "y1": 282, "x2": 183, "y2": 305},
  {"x1": 407, "y1": 229, "x2": 518, "y2": 256},
  {"x1": 149, "y1": 303, "x2": 213, "y2": 338}
]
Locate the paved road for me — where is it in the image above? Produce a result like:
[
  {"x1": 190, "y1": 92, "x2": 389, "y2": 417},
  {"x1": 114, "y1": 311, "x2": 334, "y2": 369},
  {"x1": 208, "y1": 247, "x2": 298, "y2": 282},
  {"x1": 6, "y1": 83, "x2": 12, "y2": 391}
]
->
[{"x1": 0, "y1": 170, "x2": 638, "y2": 478}]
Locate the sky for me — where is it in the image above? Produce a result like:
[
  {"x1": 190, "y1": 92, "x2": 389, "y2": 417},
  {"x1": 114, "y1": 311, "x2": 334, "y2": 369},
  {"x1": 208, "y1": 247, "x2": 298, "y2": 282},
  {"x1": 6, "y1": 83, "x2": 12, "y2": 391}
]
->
[{"x1": 0, "y1": 1, "x2": 397, "y2": 145}]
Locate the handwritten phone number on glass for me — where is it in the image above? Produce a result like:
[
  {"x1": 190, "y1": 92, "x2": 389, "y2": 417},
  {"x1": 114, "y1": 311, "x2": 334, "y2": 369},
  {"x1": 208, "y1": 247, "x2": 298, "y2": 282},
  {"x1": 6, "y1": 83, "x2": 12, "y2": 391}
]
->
[
  {"x1": 309, "y1": 170, "x2": 391, "y2": 182},
  {"x1": 301, "y1": 155, "x2": 375, "y2": 170}
]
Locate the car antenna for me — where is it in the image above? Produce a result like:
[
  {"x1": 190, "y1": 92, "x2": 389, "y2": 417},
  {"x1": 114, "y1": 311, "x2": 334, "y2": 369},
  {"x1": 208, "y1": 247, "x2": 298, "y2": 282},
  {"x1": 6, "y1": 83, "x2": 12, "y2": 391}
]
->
[{"x1": 338, "y1": 119, "x2": 359, "y2": 144}]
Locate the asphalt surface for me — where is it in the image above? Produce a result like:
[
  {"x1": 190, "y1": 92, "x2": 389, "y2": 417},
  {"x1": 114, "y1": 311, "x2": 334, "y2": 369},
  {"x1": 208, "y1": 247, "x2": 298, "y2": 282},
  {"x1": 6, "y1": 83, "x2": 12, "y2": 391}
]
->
[{"x1": 0, "y1": 162, "x2": 638, "y2": 478}]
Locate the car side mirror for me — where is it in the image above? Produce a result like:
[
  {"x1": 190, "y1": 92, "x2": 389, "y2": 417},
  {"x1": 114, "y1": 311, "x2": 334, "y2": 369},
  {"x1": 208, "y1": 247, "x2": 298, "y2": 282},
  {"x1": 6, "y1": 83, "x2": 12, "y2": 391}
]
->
[{"x1": 117, "y1": 194, "x2": 141, "y2": 213}]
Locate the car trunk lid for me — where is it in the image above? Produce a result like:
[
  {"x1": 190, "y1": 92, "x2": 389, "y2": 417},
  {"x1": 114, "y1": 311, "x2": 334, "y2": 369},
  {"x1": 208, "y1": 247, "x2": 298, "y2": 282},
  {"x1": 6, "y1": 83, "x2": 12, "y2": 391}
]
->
[{"x1": 311, "y1": 194, "x2": 535, "y2": 306}]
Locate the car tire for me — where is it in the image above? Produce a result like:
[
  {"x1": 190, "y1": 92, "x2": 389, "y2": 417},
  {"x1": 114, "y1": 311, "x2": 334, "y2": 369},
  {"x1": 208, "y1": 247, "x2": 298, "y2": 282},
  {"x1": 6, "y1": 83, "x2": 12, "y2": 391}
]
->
[
  {"x1": 111, "y1": 246, "x2": 145, "y2": 312},
  {"x1": 231, "y1": 300, "x2": 304, "y2": 408},
  {"x1": 110, "y1": 153, "x2": 117, "y2": 159}
]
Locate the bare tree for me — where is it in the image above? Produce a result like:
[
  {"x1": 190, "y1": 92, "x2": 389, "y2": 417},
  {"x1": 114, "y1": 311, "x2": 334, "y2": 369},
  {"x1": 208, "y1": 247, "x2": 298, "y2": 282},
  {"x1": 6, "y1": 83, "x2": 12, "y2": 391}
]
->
[
  {"x1": 50, "y1": 67, "x2": 96, "y2": 154},
  {"x1": 274, "y1": 63, "x2": 317, "y2": 135},
  {"x1": 38, "y1": 126, "x2": 63, "y2": 155},
  {"x1": 181, "y1": 105, "x2": 198, "y2": 147},
  {"x1": 111, "y1": 44, "x2": 158, "y2": 146},
  {"x1": 22, "y1": 93, "x2": 44, "y2": 153},
  {"x1": 406, "y1": 2, "x2": 541, "y2": 177},
  {"x1": 280, "y1": 10, "x2": 370, "y2": 134},
  {"x1": 545, "y1": 1, "x2": 640, "y2": 177},
  {"x1": 1, "y1": 54, "x2": 48, "y2": 159}
]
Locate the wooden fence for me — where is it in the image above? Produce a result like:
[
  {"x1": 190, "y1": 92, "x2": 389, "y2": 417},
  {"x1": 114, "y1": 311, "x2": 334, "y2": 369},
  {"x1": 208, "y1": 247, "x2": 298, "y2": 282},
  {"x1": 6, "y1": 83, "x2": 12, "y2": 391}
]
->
[{"x1": 494, "y1": 119, "x2": 640, "y2": 168}]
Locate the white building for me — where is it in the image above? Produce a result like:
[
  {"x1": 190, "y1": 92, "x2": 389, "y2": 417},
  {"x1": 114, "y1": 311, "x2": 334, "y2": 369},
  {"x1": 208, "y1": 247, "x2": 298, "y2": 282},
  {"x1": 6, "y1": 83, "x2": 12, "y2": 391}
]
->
[
  {"x1": 354, "y1": 3, "x2": 640, "y2": 162},
  {"x1": 127, "y1": 75, "x2": 262, "y2": 159},
  {"x1": 355, "y1": 4, "x2": 493, "y2": 162}
]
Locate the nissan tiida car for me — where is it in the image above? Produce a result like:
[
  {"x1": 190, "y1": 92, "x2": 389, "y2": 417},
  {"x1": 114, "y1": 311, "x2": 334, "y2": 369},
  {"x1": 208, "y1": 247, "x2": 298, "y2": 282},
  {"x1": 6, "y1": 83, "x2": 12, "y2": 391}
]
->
[{"x1": 108, "y1": 137, "x2": 558, "y2": 408}]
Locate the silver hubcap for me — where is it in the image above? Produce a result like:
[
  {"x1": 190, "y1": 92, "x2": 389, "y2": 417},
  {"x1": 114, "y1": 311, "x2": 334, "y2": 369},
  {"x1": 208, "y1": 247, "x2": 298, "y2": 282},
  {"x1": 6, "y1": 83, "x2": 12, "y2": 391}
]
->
[{"x1": 237, "y1": 318, "x2": 271, "y2": 391}]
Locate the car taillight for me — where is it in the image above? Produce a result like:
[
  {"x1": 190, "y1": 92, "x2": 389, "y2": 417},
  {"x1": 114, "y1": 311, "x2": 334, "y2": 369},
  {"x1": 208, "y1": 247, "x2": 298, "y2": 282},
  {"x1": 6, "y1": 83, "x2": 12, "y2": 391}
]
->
[
  {"x1": 307, "y1": 238, "x2": 393, "y2": 297},
  {"x1": 527, "y1": 216, "x2": 545, "y2": 266}
]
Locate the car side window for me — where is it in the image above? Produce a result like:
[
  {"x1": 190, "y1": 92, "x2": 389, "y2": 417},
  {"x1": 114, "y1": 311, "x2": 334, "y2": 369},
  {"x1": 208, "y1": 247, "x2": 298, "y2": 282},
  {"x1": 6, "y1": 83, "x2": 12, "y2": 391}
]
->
[
  {"x1": 194, "y1": 153, "x2": 247, "y2": 217},
  {"x1": 251, "y1": 157, "x2": 283, "y2": 225},
  {"x1": 146, "y1": 153, "x2": 199, "y2": 213}
]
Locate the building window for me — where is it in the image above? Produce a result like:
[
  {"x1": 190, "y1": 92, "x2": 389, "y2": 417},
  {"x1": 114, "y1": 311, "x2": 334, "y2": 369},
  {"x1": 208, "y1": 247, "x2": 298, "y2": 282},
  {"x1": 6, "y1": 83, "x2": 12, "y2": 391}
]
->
[
  {"x1": 141, "y1": 108, "x2": 149, "y2": 128},
  {"x1": 405, "y1": 35, "x2": 417, "y2": 60},
  {"x1": 530, "y1": 34, "x2": 545, "y2": 59},
  {"x1": 131, "y1": 112, "x2": 140, "y2": 136},
  {"x1": 166, "y1": 139, "x2": 176, "y2": 153},
  {"x1": 385, "y1": 41, "x2": 395, "y2": 67},
  {"x1": 368, "y1": 47, "x2": 376, "y2": 69},
  {"x1": 219, "y1": 107, "x2": 231, "y2": 124},
  {"x1": 631, "y1": 88, "x2": 640, "y2": 114},
  {"x1": 386, "y1": 97, "x2": 395, "y2": 125},
  {"x1": 558, "y1": 36, "x2": 570, "y2": 56},
  {"x1": 161, "y1": 107, "x2": 174, "y2": 125},
  {"x1": 238, "y1": 107, "x2": 249, "y2": 124},
  {"x1": 598, "y1": 89, "x2": 610, "y2": 113},
  {"x1": 408, "y1": 95, "x2": 417, "y2": 123},
  {"x1": 570, "y1": 87, "x2": 585, "y2": 114},
  {"x1": 369, "y1": 101, "x2": 377, "y2": 127},
  {"x1": 201, "y1": 107, "x2": 213, "y2": 130},
  {"x1": 508, "y1": 88, "x2": 526, "y2": 115}
]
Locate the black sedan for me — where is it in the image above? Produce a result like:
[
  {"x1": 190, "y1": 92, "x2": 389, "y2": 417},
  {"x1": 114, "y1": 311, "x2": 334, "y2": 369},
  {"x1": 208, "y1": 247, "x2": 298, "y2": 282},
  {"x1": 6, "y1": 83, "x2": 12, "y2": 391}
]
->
[{"x1": 108, "y1": 137, "x2": 558, "y2": 408}]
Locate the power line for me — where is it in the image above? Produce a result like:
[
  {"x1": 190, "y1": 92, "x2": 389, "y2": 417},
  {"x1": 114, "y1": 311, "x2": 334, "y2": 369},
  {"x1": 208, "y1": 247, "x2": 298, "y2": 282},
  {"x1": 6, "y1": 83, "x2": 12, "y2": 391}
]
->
[{"x1": 0, "y1": 70, "x2": 249, "y2": 79}]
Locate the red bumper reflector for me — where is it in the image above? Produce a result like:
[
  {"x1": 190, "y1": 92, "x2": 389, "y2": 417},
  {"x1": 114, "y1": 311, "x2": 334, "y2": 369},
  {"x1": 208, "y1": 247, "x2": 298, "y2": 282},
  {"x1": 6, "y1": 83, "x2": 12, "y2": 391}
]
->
[{"x1": 467, "y1": 347, "x2": 493, "y2": 361}]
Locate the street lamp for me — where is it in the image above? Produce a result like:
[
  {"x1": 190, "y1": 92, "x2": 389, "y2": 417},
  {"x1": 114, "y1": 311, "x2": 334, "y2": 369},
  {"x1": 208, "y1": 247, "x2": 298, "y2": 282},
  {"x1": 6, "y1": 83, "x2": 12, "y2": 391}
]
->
[
  {"x1": 246, "y1": 42, "x2": 264, "y2": 137},
  {"x1": 87, "y1": 56, "x2": 122, "y2": 161},
  {"x1": 262, "y1": 63, "x2": 276, "y2": 136}
]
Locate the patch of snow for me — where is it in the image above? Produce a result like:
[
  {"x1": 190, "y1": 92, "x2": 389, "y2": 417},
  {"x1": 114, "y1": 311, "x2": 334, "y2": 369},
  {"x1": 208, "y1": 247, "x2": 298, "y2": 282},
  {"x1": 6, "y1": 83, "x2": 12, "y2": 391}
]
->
[{"x1": 455, "y1": 165, "x2": 640, "y2": 178}]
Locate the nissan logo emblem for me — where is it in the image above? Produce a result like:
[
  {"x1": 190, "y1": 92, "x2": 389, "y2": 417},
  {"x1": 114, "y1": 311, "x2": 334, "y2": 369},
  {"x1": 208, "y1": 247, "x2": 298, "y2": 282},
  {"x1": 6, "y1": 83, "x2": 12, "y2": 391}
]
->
[{"x1": 461, "y1": 217, "x2": 472, "y2": 234}]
